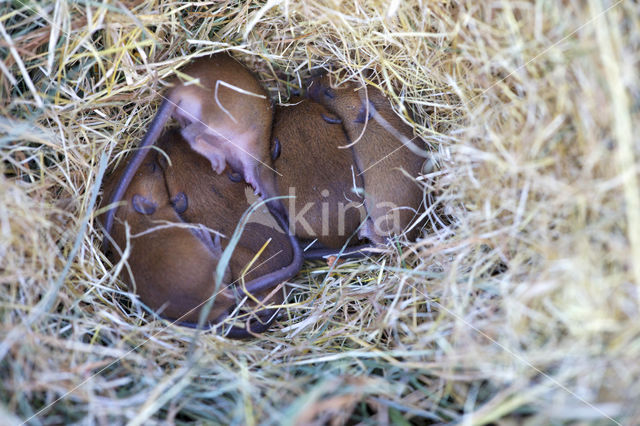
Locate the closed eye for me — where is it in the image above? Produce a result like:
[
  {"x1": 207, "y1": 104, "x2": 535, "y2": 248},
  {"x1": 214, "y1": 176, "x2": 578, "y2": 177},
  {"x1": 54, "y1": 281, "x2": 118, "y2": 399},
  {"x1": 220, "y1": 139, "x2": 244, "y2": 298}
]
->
[{"x1": 271, "y1": 137, "x2": 281, "y2": 161}]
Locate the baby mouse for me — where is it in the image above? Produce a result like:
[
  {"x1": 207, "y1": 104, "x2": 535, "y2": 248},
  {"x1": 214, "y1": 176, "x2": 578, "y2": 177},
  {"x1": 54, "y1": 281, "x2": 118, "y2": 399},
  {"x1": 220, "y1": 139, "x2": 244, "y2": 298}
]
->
[
  {"x1": 100, "y1": 144, "x2": 237, "y2": 325},
  {"x1": 103, "y1": 53, "x2": 285, "y2": 244},
  {"x1": 157, "y1": 129, "x2": 301, "y2": 335},
  {"x1": 101, "y1": 129, "x2": 302, "y2": 336},
  {"x1": 307, "y1": 76, "x2": 425, "y2": 243},
  {"x1": 270, "y1": 98, "x2": 366, "y2": 250}
]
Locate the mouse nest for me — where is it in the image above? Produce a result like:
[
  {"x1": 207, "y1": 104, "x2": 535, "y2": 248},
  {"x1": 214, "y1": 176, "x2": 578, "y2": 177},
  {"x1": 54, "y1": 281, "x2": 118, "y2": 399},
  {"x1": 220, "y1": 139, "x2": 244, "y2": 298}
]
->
[{"x1": 0, "y1": 1, "x2": 638, "y2": 424}]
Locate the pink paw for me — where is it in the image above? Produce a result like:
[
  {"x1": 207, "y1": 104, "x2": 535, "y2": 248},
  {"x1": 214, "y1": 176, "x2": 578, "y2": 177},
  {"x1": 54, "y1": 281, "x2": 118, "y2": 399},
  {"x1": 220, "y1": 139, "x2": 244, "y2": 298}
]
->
[
  {"x1": 245, "y1": 175, "x2": 260, "y2": 195},
  {"x1": 208, "y1": 157, "x2": 225, "y2": 175}
]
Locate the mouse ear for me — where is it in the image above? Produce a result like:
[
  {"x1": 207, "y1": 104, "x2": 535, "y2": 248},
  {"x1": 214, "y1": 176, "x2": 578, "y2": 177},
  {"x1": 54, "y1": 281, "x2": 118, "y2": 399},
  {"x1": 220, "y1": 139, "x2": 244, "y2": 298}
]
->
[
  {"x1": 227, "y1": 170, "x2": 244, "y2": 182},
  {"x1": 103, "y1": 99, "x2": 176, "y2": 248},
  {"x1": 132, "y1": 194, "x2": 157, "y2": 215},
  {"x1": 170, "y1": 191, "x2": 188, "y2": 214}
]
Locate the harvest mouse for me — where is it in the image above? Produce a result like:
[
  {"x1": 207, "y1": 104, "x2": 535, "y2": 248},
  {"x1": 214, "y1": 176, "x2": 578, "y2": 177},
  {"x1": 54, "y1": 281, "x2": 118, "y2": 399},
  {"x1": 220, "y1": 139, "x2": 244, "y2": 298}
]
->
[
  {"x1": 157, "y1": 129, "x2": 300, "y2": 335},
  {"x1": 101, "y1": 129, "x2": 302, "y2": 336},
  {"x1": 100, "y1": 146, "x2": 236, "y2": 325},
  {"x1": 307, "y1": 75, "x2": 425, "y2": 243},
  {"x1": 270, "y1": 98, "x2": 366, "y2": 250},
  {"x1": 103, "y1": 53, "x2": 286, "y2": 245}
]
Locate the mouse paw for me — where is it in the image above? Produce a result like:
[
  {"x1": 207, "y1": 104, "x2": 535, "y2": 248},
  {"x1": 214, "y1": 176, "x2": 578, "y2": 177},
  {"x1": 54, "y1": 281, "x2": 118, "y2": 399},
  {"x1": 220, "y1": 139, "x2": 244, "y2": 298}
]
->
[
  {"x1": 208, "y1": 156, "x2": 226, "y2": 175},
  {"x1": 212, "y1": 233, "x2": 223, "y2": 257},
  {"x1": 244, "y1": 174, "x2": 260, "y2": 195},
  {"x1": 188, "y1": 134, "x2": 227, "y2": 175}
]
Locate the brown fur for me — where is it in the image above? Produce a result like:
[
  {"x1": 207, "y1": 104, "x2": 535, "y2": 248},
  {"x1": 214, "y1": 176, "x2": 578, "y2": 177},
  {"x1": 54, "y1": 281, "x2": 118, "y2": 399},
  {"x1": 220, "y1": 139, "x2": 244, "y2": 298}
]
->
[
  {"x1": 307, "y1": 76, "x2": 425, "y2": 242},
  {"x1": 157, "y1": 130, "x2": 294, "y2": 287},
  {"x1": 271, "y1": 99, "x2": 366, "y2": 249},
  {"x1": 101, "y1": 129, "x2": 298, "y2": 334},
  {"x1": 100, "y1": 144, "x2": 234, "y2": 324},
  {"x1": 167, "y1": 54, "x2": 273, "y2": 192},
  {"x1": 103, "y1": 53, "x2": 281, "y2": 243}
]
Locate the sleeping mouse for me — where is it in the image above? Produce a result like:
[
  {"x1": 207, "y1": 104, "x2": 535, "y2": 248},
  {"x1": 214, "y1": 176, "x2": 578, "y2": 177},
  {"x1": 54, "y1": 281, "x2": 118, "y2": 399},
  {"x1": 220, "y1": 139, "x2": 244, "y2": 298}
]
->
[
  {"x1": 101, "y1": 129, "x2": 302, "y2": 337},
  {"x1": 307, "y1": 75, "x2": 425, "y2": 243}
]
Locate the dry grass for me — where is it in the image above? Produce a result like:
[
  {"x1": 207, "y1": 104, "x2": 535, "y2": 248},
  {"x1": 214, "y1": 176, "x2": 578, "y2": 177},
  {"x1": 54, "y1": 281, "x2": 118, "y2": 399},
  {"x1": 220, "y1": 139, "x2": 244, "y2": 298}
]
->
[{"x1": 1, "y1": 0, "x2": 639, "y2": 424}]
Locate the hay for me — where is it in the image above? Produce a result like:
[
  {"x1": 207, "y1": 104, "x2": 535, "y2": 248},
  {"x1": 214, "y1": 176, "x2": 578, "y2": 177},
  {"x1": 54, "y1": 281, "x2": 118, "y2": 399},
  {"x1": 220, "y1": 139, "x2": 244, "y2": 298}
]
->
[{"x1": 1, "y1": 0, "x2": 638, "y2": 423}]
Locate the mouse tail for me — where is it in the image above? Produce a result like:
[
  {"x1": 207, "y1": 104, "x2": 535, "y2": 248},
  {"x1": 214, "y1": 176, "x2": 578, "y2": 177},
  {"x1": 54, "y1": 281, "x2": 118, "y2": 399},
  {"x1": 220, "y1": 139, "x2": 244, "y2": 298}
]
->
[
  {"x1": 217, "y1": 198, "x2": 302, "y2": 337},
  {"x1": 242, "y1": 204, "x2": 303, "y2": 296},
  {"x1": 170, "y1": 308, "x2": 279, "y2": 339},
  {"x1": 221, "y1": 308, "x2": 279, "y2": 338},
  {"x1": 102, "y1": 99, "x2": 176, "y2": 250},
  {"x1": 241, "y1": 165, "x2": 305, "y2": 297},
  {"x1": 220, "y1": 240, "x2": 376, "y2": 337}
]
